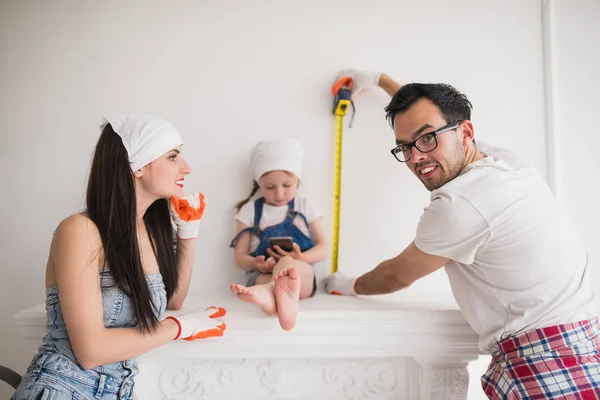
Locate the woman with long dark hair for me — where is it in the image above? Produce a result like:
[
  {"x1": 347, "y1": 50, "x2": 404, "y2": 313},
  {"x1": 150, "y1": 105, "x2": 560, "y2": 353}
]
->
[{"x1": 12, "y1": 114, "x2": 226, "y2": 400}]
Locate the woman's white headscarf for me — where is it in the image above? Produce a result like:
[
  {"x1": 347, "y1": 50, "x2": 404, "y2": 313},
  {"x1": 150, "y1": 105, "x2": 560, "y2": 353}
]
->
[{"x1": 100, "y1": 114, "x2": 183, "y2": 171}]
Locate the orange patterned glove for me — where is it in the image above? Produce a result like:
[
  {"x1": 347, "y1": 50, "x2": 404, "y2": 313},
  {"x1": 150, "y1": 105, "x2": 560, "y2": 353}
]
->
[
  {"x1": 166, "y1": 306, "x2": 226, "y2": 341},
  {"x1": 170, "y1": 192, "x2": 205, "y2": 239},
  {"x1": 333, "y1": 69, "x2": 381, "y2": 100},
  {"x1": 323, "y1": 272, "x2": 359, "y2": 296}
]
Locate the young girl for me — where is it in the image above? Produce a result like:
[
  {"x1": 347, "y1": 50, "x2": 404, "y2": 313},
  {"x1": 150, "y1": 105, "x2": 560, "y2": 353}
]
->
[
  {"x1": 230, "y1": 138, "x2": 328, "y2": 331},
  {"x1": 12, "y1": 115, "x2": 226, "y2": 400}
]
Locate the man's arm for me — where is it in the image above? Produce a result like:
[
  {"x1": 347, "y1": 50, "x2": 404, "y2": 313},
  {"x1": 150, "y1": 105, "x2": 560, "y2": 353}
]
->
[
  {"x1": 377, "y1": 73, "x2": 402, "y2": 97},
  {"x1": 324, "y1": 241, "x2": 449, "y2": 295},
  {"x1": 335, "y1": 69, "x2": 402, "y2": 99},
  {"x1": 355, "y1": 242, "x2": 449, "y2": 294}
]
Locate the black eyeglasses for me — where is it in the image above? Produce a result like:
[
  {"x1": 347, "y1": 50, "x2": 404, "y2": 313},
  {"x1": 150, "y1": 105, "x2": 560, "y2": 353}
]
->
[{"x1": 390, "y1": 121, "x2": 463, "y2": 163}]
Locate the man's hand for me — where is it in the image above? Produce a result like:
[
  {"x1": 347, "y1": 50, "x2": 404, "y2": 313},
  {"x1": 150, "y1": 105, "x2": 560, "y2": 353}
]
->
[
  {"x1": 334, "y1": 69, "x2": 382, "y2": 100},
  {"x1": 254, "y1": 255, "x2": 276, "y2": 273},
  {"x1": 267, "y1": 242, "x2": 304, "y2": 262},
  {"x1": 323, "y1": 272, "x2": 359, "y2": 296}
]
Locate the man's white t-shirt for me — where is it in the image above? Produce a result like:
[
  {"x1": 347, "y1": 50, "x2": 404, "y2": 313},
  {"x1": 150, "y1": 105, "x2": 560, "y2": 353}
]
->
[
  {"x1": 235, "y1": 196, "x2": 322, "y2": 254},
  {"x1": 414, "y1": 142, "x2": 596, "y2": 353}
]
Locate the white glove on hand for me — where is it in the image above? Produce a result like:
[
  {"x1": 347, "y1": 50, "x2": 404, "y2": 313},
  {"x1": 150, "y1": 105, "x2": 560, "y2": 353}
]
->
[
  {"x1": 169, "y1": 192, "x2": 205, "y2": 240},
  {"x1": 166, "y1": 306, "x2": 226, "y2": 341},
  {"x1": 323, "y1": 272, "x2": 359, "y2": 296},
  {"x1": 335, "y1": 69, "x2": 381, "y2": 100}
]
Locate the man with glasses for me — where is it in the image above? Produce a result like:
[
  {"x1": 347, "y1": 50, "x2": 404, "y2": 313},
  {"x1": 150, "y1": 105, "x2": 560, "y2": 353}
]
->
[{"x1": 323, "y1": 69, "x2": 599, "y2": 399}]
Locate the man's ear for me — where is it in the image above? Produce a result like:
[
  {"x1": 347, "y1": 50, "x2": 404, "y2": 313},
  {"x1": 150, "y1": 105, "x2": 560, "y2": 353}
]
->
[{"x1": 460, "y1": 120, "x2": 475, "y2": 145}]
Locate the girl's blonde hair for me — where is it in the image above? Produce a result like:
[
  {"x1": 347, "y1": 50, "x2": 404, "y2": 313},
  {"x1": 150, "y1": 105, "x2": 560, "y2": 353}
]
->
[
  {"x1": 234, "y1": 181, "x2": 260, "y2": 212},
  {"x1": 234, "y1": 171, "x2": 300, "y2": 211}
]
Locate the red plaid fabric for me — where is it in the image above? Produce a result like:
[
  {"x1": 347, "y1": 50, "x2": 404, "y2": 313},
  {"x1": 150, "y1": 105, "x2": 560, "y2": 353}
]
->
[{"x1": 481, "y1": 318, "x2": 600, "y2": 399}]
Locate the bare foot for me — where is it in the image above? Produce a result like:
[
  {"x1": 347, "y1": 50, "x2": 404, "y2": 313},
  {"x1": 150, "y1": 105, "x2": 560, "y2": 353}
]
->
[
  {"x1": 230, "y1": 283, "x2": 276, "y2": 315},
  {"x1": 273, "y1": 268, "x2": 300, "y2": 331}
]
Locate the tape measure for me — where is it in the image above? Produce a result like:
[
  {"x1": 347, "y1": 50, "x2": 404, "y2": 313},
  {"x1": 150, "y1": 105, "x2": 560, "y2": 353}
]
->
[{"x1": 330, "y1": 77, "x2": 355, "y2": 273}]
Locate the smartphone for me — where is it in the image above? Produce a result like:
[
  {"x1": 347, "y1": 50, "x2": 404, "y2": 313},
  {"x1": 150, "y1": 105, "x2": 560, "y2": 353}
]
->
[{"x1": 268, "y1": 236, "x2": 294, "y2": 252}]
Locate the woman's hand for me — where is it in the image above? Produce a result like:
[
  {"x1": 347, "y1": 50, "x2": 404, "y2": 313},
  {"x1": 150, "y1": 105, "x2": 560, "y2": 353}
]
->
[
  {"x1": 166, "y1": 306, "x2": 227, "y2": 341},
  {"x1": 170, "y1": 192, "x2": 205, "y2": 239}
]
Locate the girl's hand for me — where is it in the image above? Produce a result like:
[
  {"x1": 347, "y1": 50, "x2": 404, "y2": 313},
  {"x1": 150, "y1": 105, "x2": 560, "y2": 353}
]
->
[
  {"x1": 254, "y1": 255, "x2": 276, "y2": 273},
  {"x1": 267, "y1": 242, "x2": 304, "y2": 262}
]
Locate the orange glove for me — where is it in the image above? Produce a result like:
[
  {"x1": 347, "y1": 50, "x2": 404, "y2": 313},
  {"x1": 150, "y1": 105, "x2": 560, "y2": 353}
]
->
[
  {"x1": 170, "y1": 192, "x2": 205, "y2": 239},
  {"x1": 334, "y1": 69, "x2": 381, "y2": 100},
  {"x1": 323, "y1": 272, "x2": 359, "y2": 296},
  {"x1": 166, "y1": 306, "x2": 226, "y2": 341}
]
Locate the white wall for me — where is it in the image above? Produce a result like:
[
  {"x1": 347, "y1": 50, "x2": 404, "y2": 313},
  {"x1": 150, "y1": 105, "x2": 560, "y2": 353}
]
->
[
  {"x1": 550, "y1": 0, "x2": 600, "y2": 314},
  {"x1": 0, "y1": 1, "x2": 596, "y2": 399}
]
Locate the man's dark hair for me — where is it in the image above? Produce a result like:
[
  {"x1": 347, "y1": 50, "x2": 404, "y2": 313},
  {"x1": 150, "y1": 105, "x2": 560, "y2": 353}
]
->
[{"x1": 385, "y1": 83, "x2": 473, "y2": 128}]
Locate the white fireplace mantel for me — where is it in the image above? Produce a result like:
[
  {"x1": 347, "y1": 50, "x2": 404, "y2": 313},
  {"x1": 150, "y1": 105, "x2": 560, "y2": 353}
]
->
[{"x1": 14, "y1": 291, "x2": 481, "y2": 400}]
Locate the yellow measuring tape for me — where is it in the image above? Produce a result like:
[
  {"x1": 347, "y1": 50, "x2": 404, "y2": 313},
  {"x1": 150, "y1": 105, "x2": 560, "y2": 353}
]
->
[{"x1": 330, "y1": 78, "x2": 353, "y2": 273}]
